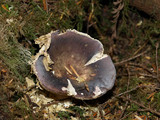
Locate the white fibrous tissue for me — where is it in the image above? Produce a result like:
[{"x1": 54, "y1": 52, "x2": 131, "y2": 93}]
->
[
  {"x1": 62, "y1": 79, "x2": 77, "y2": 96},
  {"x1": 93, "y1": 86, "x2": 103, "y2": 98}
]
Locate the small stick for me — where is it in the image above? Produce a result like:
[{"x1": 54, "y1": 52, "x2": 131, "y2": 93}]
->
[
  {"x1": 156, "y1": 43, "x2": 159, "y2": 80},
  {"x1": 87, "y1": 0, "x2": 94, "y2": 33},
  {"x1": 64, "y1": 66, "x2": 73, "y2": 75},
  {"x1": 40, "y1": 101, "x2": 59, "y2": 111},
  {"x1": 111, "y1": 0, "x2": 124, "y2": 40},
  {"x1": 119, "y1": 101, "x2": 129, "y2": 119},
  {"x1": 120, "y1": 96, "x2": 160, "y2": 117},
  {"x1": 119, "y1": 65, "x2": 130, "y2": 119},
  {"x1": 70, "y1": 65, "x2": 80, "y2": 78},
  {"x1": 84, "y1": 83, "x2": 90, "y2": 92},
  {"x1": 119, "y1": 112, "x2": 134, "y2": 120},
  {"x1": 99, "y1": 84, "x2": 160, "y2": 111},
  {"x1": 46, "y1": 12, "x2": 53, "y2": 22},
  {"x1": 98, "y1": 106, "x2": 106, "y2": 120},
  {"x1": 43, "y1": 0, "x2": 48, "y2": 13},
  {"x1": 133, "y1": 40, "x2": 148, "y2": 56},
  {"x1": 138, "y1": 73, "x2": 157, "y2": 79},
  {"x1": 115, "y1": 85, "x2": 141, "y2": 98},
  {"x1": 99, "y1": 85, "x2": 141, "y2": 109},
  {"x1": 99, "y1": 85, "x2": 148, "y2": 109},
  {"x1": 115, "y1": 48, "x2": 150, "y2": 66},
  {"x1": 126, "y1": 65, "x2": 131, "y2": 90},
  {"x1": 128, "y1": 63, "x2": 153, "y2": 74}
]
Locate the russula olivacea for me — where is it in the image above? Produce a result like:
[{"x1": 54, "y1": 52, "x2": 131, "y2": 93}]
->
[{"x1": 31, "y1": 29, "x2": 116, "y2": 100}]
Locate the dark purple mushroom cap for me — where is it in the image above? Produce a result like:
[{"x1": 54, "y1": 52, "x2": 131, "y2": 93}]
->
[{"x1": 32, "y1": 30, "x2": 116, "y2": 100}]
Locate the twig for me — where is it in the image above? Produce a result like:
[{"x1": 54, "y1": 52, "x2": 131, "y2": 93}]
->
[
  {"x1": 156, "y1": 43, "x2": 159, "y2": 80},
  {"x1": 99, "y1": 84, "x2": 159, "y2": 109},
  {"x1": 64, "y1": 66, "x2": 73, "y2": 75},
  {"x1": 119, "y1": 65, "x2": 130, "y2": 119},
  {"x1": 119, "y1": 101, "x2": 128, "y2": 119},
  {"x1": 115, "y1": 85, "x2": 141, "y2": 98},
  {"x1": 70, "y1": 65, "x2": 80, "y2": 78},
  {"x1": 115, "y1": 48, "x2": 150, "y2": 66},
  {"x1": 111, "y1": 0, "x2": 124, "y2": 39},
  {"x1": 115, "y1": 84, "x2": 160, "y2": 98},
  {"x1": 46, "y1": 12, "x2": 53, "y2": 22},
  {"x1": 120, "y1": 96, "x2": 160, "y2": 117},
  {"x1": 128, "y1": 63, "x2": 153, "y2": 74},
  {"x1": 87, "y1": 0, "x2": 94, "y2": 33},
  {"x1": 40, "y1": 101, "x2": 59, "y2": 111},
  {"x1": 133, "y1": 40, "x2": 148, "y2": 56},
  {"x1": 92, "y1": 22, "x2": 105, "y2": 40},
  {"x1": 23, "y1": 94, "x2": 37, "y2": 119},
  {"x1": 126, "y1": 65, "x2": 131, "y2": 89},
  {"x1": 43, "y1": 0, "x2": 48, "y2": 13},
  {"x1": 117, "y1": 73, "x2": 159, "y2": 81},
  {"x1": 87, "y1": 0, "x2": 105, "y2": 39},
  {"x1": 23, "y1": 85, "x2": 37, "y2": 93},
  {"x1": 138, "y1": 73, "x2": 158, "y2": 79},
  {"x1": 98, "y1": 106, "x2": 106, "y2": 120},
  {"x1": 99, "y1": 85, "x2": 143, "y2": 109},
  {"x1": 119, "y1": 112, "x2": 134, "y2": 120}
]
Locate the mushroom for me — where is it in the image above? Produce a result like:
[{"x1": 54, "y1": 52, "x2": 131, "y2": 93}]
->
[{"x1": 32, "y1": 29, "x2": 116, "y2": 100}]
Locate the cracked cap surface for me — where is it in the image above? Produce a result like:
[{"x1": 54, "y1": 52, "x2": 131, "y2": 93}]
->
[{"x1": 32, "y1": 30, "x2": 116, "y2": 100}]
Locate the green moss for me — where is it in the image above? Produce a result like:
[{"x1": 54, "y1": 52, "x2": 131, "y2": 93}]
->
[
  {"x1": 57, "y1": 111, "x2": 71, "y2": 120},
  {"x1": 152, "y1": 92, "x2": 160, "y2": 110},
  {"x1": 68, "y1": 106, "x2": 86, "y2": 119},
  {"x1": 13, "y1": 100, "x2": 33, "y2": 119},
  {"x1": 0, "y1": 27, "x2": 30, "y2": 82},
  {"x1": 57, "y1": 106, "x2": 86, "y2": 119},
  {"x1": 128, "y1": 103, "x2": 139, "y2": 111}
]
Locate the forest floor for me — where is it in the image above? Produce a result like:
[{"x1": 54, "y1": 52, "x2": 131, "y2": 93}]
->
[{"x1": 0, "y1": 0, "x2": 160, "y2": 120}]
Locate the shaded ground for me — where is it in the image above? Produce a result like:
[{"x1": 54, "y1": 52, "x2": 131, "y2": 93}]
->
[{"x1": 0, "y1": 0, "x2": 160, "y2": 120}]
